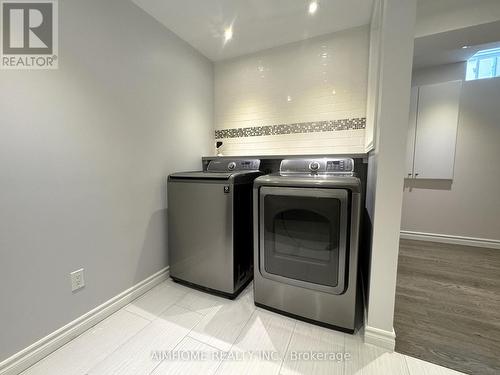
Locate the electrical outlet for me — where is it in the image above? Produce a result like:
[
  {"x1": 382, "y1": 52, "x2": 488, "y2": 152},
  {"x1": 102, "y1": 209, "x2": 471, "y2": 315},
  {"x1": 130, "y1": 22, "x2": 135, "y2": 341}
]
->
[{"x1": 70, "y1": 268, "x2": 85, "y2": 292}]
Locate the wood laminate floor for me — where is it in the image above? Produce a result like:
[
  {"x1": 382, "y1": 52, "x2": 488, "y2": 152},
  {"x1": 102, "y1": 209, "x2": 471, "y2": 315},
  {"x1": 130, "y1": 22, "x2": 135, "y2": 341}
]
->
[
  {"x1": 21, "y1": 278, "x2": 463, "y2": 375},
  {"x1": 395, "y1": 239, "x2": 500, "y2": 375}
]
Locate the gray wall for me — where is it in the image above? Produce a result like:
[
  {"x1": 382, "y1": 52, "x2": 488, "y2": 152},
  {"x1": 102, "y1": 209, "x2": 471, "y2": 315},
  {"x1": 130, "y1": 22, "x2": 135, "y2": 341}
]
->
[
  {"x1": 0, "y1": 0, "x2": 213, "y2": 361},
  {"x1": 401, "y1": 62, "x2": 500, "y2": 240}
]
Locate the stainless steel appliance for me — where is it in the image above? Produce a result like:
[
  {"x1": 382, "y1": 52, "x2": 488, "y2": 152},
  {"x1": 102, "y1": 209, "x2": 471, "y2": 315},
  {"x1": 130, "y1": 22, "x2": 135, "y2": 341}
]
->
[
  {"x1": 168, "y1": 159, "x2": 262, "y2": 298},
  {"x1": 253, "y1": 158, "x2": 363, "y2": 332}
]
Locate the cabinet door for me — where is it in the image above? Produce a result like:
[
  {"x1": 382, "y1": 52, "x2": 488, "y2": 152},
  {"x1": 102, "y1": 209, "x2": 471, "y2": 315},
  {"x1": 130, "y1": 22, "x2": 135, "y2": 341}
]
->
[
  {"x1": 413, "y1": 80, "x2": 462, "y2": 179},
  {"x1": 406, "y1": 87, "x2": 418, "y2": 178}
]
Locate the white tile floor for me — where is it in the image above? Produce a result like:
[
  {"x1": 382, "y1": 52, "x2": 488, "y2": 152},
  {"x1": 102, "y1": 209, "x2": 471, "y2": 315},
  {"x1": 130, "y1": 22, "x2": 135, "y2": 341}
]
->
[{"x1": 21, "y1": 279, "x2": 466, "y2": 375}]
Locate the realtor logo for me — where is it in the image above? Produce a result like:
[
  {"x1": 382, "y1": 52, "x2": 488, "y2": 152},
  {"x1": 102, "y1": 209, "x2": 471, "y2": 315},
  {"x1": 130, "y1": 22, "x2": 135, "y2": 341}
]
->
[{"x1": 1, "y1": 0, "x2": 58, "y2": 69}]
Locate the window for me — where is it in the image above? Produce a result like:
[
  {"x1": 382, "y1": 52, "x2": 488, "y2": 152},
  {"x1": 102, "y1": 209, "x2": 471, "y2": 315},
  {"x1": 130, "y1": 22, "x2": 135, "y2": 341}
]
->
[{"x1": 466, "y1": 48, "x2": 500, "y2": 81}]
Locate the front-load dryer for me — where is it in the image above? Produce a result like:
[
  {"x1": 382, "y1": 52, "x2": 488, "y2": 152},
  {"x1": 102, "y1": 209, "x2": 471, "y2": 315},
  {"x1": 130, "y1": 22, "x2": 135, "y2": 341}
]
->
[{"x1": 253, "y1": 158, "x2": 363, "y2": 332}]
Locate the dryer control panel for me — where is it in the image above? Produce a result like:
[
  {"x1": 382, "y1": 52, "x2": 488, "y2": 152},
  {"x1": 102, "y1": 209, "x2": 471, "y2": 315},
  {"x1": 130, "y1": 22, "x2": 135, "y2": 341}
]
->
[
  {"x1": 280, "y1": 158, "x2": 354, "y2": 175},
  {"x1": 326, "y1": 159, "x2": 353, "y2": 172}
]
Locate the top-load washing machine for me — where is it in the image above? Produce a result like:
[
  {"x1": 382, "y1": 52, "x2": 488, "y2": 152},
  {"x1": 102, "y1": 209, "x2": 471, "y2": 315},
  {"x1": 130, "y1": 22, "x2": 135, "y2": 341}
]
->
[
  {"x1": 168, "y1": 159, "x2": 262, "y2": 299},
  {"x1": 253, "y1": 158, "x2": 363, "y2": 332}
]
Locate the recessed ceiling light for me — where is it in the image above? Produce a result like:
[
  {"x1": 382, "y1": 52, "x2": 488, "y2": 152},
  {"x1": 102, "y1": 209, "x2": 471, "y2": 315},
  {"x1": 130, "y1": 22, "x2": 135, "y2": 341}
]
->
[
  {"x1": 462, "y1": 45, "x2": 469, "y2": 49},
  {"x1": 224, "y1": 27, "x2": 233, "y2": 43},
  {"x1": 308, "y1": 1, "x2": 318, "y2": 15},
  {"x1": 287, "y1": 95, "x2": 292, "y2": 102},
  {"x1": 332, "y1": 89, "x2": 336, "y2": 95}
]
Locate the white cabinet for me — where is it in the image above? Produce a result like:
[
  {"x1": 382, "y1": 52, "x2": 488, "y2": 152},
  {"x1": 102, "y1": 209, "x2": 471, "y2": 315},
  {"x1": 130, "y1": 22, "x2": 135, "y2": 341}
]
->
[{"x1": 406, "y1": 80, "x2": 462, "y2": 179}]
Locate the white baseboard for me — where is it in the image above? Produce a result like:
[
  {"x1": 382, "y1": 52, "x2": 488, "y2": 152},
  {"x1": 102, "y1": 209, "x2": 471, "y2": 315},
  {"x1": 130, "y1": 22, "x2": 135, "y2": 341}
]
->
[
  {"x1": 400, "y1": 230, "x2": 500, "y2": 250},
  {"x1": 0, "y1": 267, "x2": 169, "y2": 375},
  {"x1": 364, "y1": 325, "x2": 396, "y2": 351}
]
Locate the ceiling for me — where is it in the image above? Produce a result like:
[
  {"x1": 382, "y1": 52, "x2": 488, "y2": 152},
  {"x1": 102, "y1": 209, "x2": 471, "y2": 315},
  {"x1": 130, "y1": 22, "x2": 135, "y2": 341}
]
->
[
  {"x1": 131, "y1": 0, "x2": 374, "y2": 61},
  {"x1": 413, "y1": 20, "x2": 500, "y2": 69}
]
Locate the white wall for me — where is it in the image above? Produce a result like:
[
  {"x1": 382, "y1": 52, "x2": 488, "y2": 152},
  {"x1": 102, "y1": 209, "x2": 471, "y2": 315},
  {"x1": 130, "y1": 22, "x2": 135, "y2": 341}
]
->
[
  {"x1": 364, "y1": 0, "x2": 383, "y2": 151},
  {"x1": 411, "y1": 61, "x2": 466, "y2": 86},
  {"x1": 0, "y1": 0, "x2": 213, "y2": 361},
  {"x1": 364, "y1": 0, "x2": 416, "y2": 349},
  {"x1": 214, "y1": 27, "x2": 369, "y2": 156},
  {"x1": 402, "y1": 63, "x2": 500, "y2": 241},
  {"x1": 416, "y1": 0, "x2": 500, "y2": 37}
]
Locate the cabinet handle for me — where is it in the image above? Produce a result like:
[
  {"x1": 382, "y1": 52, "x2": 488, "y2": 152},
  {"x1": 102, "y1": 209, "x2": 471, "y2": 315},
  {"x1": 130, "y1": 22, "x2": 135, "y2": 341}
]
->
[
  {"x1": 415, "y1": 173, "x2": 419, "y2": 177},
  {"x1": 407, "y1": 173, "x2": 412, "y2": 177}
]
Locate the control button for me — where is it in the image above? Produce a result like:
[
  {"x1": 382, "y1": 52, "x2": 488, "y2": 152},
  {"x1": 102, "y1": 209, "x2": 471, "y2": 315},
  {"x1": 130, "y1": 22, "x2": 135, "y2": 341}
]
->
[
  {"x1": 228, "y1": 162, "x2": 236, "y2": 170},
  {"x1": 309, "y1": 161, "x2": 320, "y2": 172}
]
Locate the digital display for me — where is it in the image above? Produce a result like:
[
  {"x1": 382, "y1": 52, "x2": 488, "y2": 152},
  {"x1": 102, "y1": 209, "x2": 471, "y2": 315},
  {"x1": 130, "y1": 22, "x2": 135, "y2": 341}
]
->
[{"x1": 326, "y1": 159, "x2": 350, "y2": 172}]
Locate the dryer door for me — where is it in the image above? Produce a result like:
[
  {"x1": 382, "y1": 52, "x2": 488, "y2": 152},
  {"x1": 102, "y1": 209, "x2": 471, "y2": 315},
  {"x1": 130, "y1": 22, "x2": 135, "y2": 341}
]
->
[{"x1": 259, "y1": 186, "x2": 349, "y2": 295}]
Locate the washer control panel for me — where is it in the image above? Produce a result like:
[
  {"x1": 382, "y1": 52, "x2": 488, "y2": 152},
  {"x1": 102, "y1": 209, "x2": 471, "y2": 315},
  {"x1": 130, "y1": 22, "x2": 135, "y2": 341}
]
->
[
  {"x1": 207, "y1": 159, "x2": 261, "y2": 172},
  {"x1": 280, "y1": 158, "x2": 354, "y2": 175}
]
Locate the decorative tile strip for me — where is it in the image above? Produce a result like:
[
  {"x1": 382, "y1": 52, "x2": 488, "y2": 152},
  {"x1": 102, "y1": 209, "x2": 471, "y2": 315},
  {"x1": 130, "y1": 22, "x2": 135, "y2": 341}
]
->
[{"x1": 215, "y1": 117, "x2": 366, "y2": 139}]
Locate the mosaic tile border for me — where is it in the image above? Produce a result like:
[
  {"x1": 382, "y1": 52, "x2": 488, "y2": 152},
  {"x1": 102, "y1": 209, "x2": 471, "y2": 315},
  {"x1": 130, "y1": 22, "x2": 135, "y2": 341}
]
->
[{"x1": 215, "y1": 118, "x2": 366, "y2": 139}]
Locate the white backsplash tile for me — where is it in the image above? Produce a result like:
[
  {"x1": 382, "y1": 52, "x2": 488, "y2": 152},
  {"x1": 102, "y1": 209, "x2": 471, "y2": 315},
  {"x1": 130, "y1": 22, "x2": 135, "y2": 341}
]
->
[{"x1": 214, "y1": 26, "x2": 369, "y2": 155}]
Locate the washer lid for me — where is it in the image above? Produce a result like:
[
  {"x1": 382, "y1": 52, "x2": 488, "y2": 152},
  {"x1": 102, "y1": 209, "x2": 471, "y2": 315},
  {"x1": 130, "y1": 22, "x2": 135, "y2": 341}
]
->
[
  {"x1": 169, "y1": 159, "x2": 261, "y2": 181},
  {"x1": 169, "y1": 171, "x2": 234, "y2": 180}
]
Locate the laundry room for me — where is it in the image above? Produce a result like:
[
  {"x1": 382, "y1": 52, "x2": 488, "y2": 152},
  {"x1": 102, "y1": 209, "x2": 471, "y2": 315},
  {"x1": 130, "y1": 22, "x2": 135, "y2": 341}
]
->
[{"x1": 1, "y1": 1, "x2": 499, "y2": 375}]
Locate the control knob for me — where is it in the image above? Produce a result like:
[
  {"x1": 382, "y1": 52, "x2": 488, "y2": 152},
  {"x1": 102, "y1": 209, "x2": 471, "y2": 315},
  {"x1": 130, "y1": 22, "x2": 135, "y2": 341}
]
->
[{"x1": 309, "y1": 161, "x2": 320, "y2": 172}]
